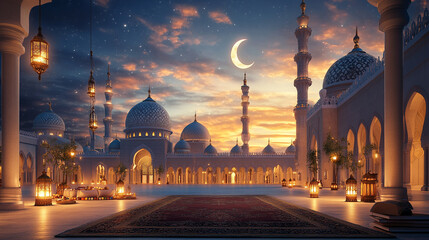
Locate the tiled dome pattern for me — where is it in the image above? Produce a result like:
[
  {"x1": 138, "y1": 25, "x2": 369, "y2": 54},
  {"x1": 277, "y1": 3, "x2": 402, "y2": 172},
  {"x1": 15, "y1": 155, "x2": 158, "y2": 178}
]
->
[
  {"x1": 174, "y1": 139, "x2": 191, "y2": 153},
  {"x1": 230, "y1": 144, "x2": 243, "y2": 155},
  {"x1": 286, "y1": 144, "x2": 296, "y2": 153},
  {"x1": 204, "y1": 144, "x2": 217, "y2": 155},
  {"x1": 323, "y1": 48, "x2": 376, "y2": 89},
  {"x1": 125, "y1": 97, "x2": 171, "y2": 131},
  {"x1": 33, "y1": 109, "x2": 65, "y2": 132},
  {"x1": 180, "y1": 120, "x2": 210, "y2": 142},
  {"x1": 262, "y1": 144, "x2": 276, "y2": 155}
]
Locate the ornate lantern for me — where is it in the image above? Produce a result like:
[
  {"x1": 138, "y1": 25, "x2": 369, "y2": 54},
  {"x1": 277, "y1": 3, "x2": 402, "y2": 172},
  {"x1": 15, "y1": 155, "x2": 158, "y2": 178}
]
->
[
  {"x1": 330, "y1": 155, "x2": 339, "y2": 190},
  {"x1": 30, "y1": 0, "x2": 49, "y2": 80},
  {"x1": 345, "y1": 174, "x2": 357, "y2": 202},
  {"x1": 309, "y1": 178, "x2": 319, "y2": 198},
  {"x1": 35, "y1": 170, "x2": 52, "y2": 206},
  {"x1": 116, "y1": 179, "x2": 125, "y2": 196},
  {"x1": 292, "y1": 178, "x2": 296, "y2": 186},
  {"x1": 288, "y1": 178, "x2": 293, "y2": 188},
  {"x1": 281, "y1": 178, "x2": 287, "y2": 187},
  {"x1": 87, "y1": 72, "x2": 96, "y2": 97},
  {"x1": 361, "y1": 172, "x2": 377, "y2": 202}
]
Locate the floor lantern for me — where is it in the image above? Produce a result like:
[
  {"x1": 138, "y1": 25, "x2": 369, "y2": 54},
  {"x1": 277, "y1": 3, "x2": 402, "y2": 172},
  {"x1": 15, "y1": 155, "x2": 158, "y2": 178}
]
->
[
  {"x1": 309, "y1": 178, "x2": 319, "y2": 198},
  {"x1": 116, "y1": 179, "x2": 125, "y2": 196},
  {"x1": 288, "y1": 178, "x2": 293, "y2": 188},
  {"x1": 361, "y1": 172, "x2": 377, "y2": 202},
  {"x1": 345, "y1": 174, "x2": 357, "y2": 202},
  {"x1": 35, "y1": 170, "x2": 52, "y2": 206}
]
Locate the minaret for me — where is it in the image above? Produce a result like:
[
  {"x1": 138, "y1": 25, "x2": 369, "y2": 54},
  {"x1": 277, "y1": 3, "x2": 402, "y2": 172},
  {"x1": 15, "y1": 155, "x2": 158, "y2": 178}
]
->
[
  {"x1": 294, "y1": 0, "x2": 312, "y2": 185},
  {"x1": 241, "y1": 73, "x2": 250, "y2": 154},
  {"x1": 103, "y1": 64, "x2": 114, "y2": 151}
]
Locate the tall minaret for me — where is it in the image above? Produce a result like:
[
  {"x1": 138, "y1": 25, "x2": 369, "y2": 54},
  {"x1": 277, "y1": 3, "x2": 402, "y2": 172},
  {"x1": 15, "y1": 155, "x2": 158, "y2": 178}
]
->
[
  {"x1": 241, "y1": 73, "x2": 250, "y2": 154},
  {"x1": 103, "y1": 64, "x2": 114, "y2": 151},
  {"x1": 294, "y1": 0, "x2": 312, "y2": 185}
]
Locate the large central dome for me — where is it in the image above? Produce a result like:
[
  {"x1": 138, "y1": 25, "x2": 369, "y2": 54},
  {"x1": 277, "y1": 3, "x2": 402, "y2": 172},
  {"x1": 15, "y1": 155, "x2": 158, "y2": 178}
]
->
[
  {"x1": 33, "y1": 105, "x2": 65, "y2": 132},
  {"x1": 322, "y1": 30, "x2": 376, "y2": 94},
  {"x1": 125, "y1": 93, "x2": 171, "y2": 132},
  {"x1": 180, "y1": 117, "x2": 210, "y2": 142}
]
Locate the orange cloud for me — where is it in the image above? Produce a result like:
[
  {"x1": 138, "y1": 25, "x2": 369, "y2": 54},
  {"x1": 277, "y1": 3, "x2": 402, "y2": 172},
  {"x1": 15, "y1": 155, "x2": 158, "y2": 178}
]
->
[
  {"x1": 325, "y1": 2, "x2": 348, "y2": 22},
  {"x1": 123, "y1": 63, "x2": 136, "y2": 71},
  {"x1": 175, "y1": 5, "x2": 199, "y2": 17},
  {"x1": 209, "y1": 11, "x2": 232, "y2": 24}
]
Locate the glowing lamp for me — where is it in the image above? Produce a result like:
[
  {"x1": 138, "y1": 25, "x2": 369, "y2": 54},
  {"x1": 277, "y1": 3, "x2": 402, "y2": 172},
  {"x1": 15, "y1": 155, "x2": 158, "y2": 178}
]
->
[
  {"x1": 281, "y1": 178, "x2": 287, "y2": 187},
  {"x1": 288, "y1": 178, "x2": 293, "y2": 188},
  {"x1": 309, "y1": 178, "x2": 319, "y2": 198},
  {"x1": 116, "y1": 179, "x2": 125, "y2": 196},
  {"x1": 157, "y1": 178, "x2": 161, "y2": 185},
  {"x1": 30, "y1": 32, "x2": 49, "y2": 80},
  {"x1": 87, "y1": 72, "x2": 96, "y2": 97},
  {"x1": 345, "y1": 174, "x2": 357, "y2": 202},
  {"x1": 35, "y1": 170, "x2": 52, "y2": 206},
  {"x1": 361, "y1": 172, "x2": 377, "y2": 202},
  {"x1": 89, "y1": 111, "x2": 98, "y2": 131},
  {"x1": 292, "y1": 178, "x2": 296, "y2": 186},
  {"x1": 330, "y1": 182, "x2": 338, "y2": 190}
]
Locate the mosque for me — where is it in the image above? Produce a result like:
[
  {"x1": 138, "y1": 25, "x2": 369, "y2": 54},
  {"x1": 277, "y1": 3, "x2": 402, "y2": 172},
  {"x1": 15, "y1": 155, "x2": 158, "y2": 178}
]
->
[{"x1": 1, "y1": 1, "x2": 429, "y2": 201}]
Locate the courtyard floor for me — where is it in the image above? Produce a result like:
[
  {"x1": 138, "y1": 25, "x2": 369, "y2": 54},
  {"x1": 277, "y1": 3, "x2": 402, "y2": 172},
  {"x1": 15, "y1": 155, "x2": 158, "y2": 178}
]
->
[{"x1": 0, "y1": 185, "x2": 428, "y2": 240}]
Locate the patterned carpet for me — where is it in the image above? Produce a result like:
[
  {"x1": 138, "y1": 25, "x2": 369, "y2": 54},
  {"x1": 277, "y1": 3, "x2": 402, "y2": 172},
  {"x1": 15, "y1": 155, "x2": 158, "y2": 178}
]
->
[{"x1": 56, "y1": 195, "x2": 392, "y2": 238}]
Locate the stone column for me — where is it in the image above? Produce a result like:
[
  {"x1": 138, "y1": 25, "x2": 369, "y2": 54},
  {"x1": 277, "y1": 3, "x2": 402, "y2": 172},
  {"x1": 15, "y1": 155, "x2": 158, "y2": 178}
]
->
[
  {"x1": 422, "y1": 146, "x2": 429, "y2": 191},
  {"x1": 374, "y1": 0, "x2": 410, "y2": 201},
  {"x1": 0, "y1": 24, "x2": 26, "y2": 210}
]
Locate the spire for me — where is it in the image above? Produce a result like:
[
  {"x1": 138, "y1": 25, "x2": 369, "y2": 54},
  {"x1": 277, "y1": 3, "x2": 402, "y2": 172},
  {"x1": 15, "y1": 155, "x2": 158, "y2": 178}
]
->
[
  {"x1": 148, "y1": 86, "x2": 151, "y2": 98},
  {"x1": 353, "y1": 26, "x2": 360, "y2": 49},
  {"x1": 300, "y1": 0, "x2": 306, "y2": 15},
  {"x1": 209, "y1": 138, "x2": 212, "y2": 145},
  {"x1": 48, "y1": 101, "x2": 52, "y2": 111},
  {"x1": 243, "y1": 73, "x2": 247, "y2": 86},
  {"x1": 106, "y1": 63, "x2": 111, "y2": 87},
  {"x1": 236, "y1": 138, "x2": 238, "y2": 145},
  {"x1": 194, "y1": 111, "x2": 197, "y2": 122},
  {"x1": 268, "y1": 138, "x2": 271, "y2": 145}
]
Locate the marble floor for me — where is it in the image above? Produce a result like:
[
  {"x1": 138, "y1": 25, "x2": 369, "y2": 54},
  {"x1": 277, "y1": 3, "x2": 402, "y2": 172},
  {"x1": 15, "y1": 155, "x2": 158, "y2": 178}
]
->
[{"x1": 0, "y1": 185, "x2": 428, "y2": 240}]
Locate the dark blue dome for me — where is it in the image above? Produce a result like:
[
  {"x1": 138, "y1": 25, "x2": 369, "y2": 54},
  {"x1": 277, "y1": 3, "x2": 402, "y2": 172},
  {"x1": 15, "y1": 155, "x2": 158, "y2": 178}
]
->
[{"x1": 125, "y1": 96, "x2": 171, "y2": 132}]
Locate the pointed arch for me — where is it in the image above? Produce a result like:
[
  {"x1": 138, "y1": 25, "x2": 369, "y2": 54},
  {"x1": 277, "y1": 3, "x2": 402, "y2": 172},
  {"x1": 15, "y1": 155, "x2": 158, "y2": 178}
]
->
[
  {"x1": 405, "y1": 92, "x2": 426, "y2": 188},
  {"x1": 357, "y1": 123, "x2": 367, "y2": 173}
]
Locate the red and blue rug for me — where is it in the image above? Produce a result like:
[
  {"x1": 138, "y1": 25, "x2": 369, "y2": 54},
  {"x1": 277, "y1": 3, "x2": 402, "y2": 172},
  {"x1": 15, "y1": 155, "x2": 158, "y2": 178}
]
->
[{"x1": 56, "y1": 195, "x2": 392, "y2": 238}]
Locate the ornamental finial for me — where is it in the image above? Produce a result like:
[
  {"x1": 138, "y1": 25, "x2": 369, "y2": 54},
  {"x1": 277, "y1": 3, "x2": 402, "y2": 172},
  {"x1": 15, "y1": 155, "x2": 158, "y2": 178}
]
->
[
  {"x1": 268, "y1": 138, "x2": 271, "y2": 145},
  {"x1": 243, "y1": 72, "x2": 247, "y2": 85},
  {"x1": 48, "y1": 101, "x2": 52, "y2": 111},
  {"x1": 194, "y1": 111, "x2": 197, "y2": 121},
  {"x1": 300, "y1": 0, "x2": 306, "y2": 15},
  {"x1": 148, "y1": 85, "x2": 151, "y2": 98},
  {"x1": 236, "y1": 138, "x2": 238, "y2": 145},
  {"x1": 353, "y1": 26, "x2": 360, "y2": 49}
]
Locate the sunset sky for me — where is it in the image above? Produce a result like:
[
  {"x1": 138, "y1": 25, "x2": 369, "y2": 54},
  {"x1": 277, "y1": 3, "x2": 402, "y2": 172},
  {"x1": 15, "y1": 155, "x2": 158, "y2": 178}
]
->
[{"x1": 12, "y1": 0, "x2": 428, "y2": 152}]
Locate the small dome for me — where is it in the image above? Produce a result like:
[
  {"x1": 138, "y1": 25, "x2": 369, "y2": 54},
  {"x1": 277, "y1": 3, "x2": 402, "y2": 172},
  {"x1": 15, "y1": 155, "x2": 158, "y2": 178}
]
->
[
  {"x1": 286, "y1": 144, "x2": 296, "y2": 154},
  {"x1": 180, "y1": 116, "x2": 210, "y2": 142},
  {"x1": 75, "y1": 142, "x2": 84, "y2": 153},
  {"x1": 108, "y1": 139, "x2": 121, "y2": 152},
  {"x1": 322, "y1": 30, "x2": 376, "y2": 92},
  {"x1": 262, "y1": 139, "x2": 276, "y2": 155},
  {"x1": 204, "y1": 142, "x2": 217, "y2": 155},
  {"x1": 125, "y1": 90, "x2": 171, "y2": 132},
  {"x1": 84, "y1": 134, "x2": 105, "y2": 150},
  {"x1": 33, "y1": 104, "x2": 65, "y2": 132},
  {"x1": 174, "y1": 139, "x2": 191, "y2": 154},
  {"x1": 230, "y1": 142, "x2": 243, "y2": 155}
]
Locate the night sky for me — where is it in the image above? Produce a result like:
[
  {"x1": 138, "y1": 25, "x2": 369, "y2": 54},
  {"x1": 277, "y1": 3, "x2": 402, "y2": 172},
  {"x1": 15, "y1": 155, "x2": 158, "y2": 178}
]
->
[{"x1": 7, "y1": 0, "x2": 428, "y2": 152}]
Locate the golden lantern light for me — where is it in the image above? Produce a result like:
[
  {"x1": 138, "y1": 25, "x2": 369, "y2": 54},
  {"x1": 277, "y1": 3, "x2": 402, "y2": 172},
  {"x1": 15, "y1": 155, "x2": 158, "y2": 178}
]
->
[
  {"x1": 330, "y1": 155, "x2": 339, "y2": 190},
  {"x1": 281, "y1": 178, "x2": 287, "y2": 187},
  {"x1": 345, "y1": 174, "x2": 357, "y2": 202},
  {"x1": 87, "y1": 72, "x2": 96, "y2": 97},
  {"x1": 309, "y1": 178, "x2": 319, "y2": 198},
  {"x1": 157, "y1": 178, "x2": 161, "y2": 185},
  {"x1": 292, "y1": 178, "x2": 296, "y2": 186},
  {"x1": 288, "y1": 178, "x2": 293, "y2": 188},
  {"x1": 89, "y1": 109, "x2": 98, "y2": 131},
  {"x1": 35, "y1": 170, "x2": 52, "y2": 206},
  {"x1": 30, "y1": 0, "x2": 49, "y2": 80},
  {"x1": 361, "y1": 172, "x2": 377, "y2": 202},
  {"x1": 116, "y1": 179, "x2": 125, "y2": 196}
]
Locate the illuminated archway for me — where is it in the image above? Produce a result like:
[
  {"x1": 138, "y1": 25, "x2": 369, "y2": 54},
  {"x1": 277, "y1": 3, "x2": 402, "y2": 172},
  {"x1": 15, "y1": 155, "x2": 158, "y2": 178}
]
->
[
  {"x1": 357, "y1": 123, "x2": 367, "y2": 175},
  {"x1": 370, "y1": 117, "x2": 382, "y2": 182},
  {"x1": 405, "y1": 92, "x2": 426, "y2": 189},
  {"x1": 132, "y1": 148, "x2": 153, "y2": 184},
  {"x1": 96, "y1": 164, "x2": 105, "y2": 183}
]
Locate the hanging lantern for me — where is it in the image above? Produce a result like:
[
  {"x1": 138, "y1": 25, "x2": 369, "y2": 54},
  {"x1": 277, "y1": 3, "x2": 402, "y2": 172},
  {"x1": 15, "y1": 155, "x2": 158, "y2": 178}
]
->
[
  {"x1": 309, "y1": 178, "x2": 319, "y2": 198},
  {"x1": 281, "y1": 178, "x2": 287, "y2": 187},
  {"x1": 345, "y1": 174, "x2": 357, "y2": 202},
  {"x1": 35, "y1": 170, "x2": 52, "y2": 206},
  {"x1": 87, "y1": 72, "x2": 96, "y2": 97},
  {"x1": 89, "y1": 109, "x2": 98, "y2": 131},
  {"x1": 361, "y1": 172, "x2": 377, "y2": 202},
  {"x1": 116, "y1": 179, "x2": 125, "y2": 196},
  {"x1": 30, "y1": 0, "x2": 49, "y2": 80}
]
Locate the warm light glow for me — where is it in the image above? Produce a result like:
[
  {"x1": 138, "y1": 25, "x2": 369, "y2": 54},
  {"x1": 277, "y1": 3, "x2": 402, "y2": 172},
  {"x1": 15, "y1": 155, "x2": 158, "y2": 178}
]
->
[
  {"x1": 231, "y1": 39, "x2": 254, "y2": 69},
  {"x1": 30, "y1": 33, "x2": 49, "y2": 80},
  {"x1": 374, "y1": 153, "x2": 379, "y2": 158},
  {"x1": 70, "y1": 151, "x2": 75, "y2": 157},
  {"x1": 332, "y1": 155, "x2": 337, "y2": 161},
  {"x1": 71, "y1": 181, "x2": 76, "y2": 184},
  {"x1": 309, "y1": 178, "x2": 319, "y2": 198}
]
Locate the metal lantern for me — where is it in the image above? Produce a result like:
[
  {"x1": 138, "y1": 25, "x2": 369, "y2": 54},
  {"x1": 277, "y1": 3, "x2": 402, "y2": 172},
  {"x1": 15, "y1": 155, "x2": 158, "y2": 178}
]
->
[
  {"x1": 281, "y1": 178, "x2": 287, "y2": 187},
  {"x1": 288, "y1": 178, "x2": 293, "y2": 188},
  {"x1": 35, "y1": 170, "x2": 52, "y2": 206},
  {"x1": 116, "y1": 179, "x2": 125, "y2": 195},
  {"x1": 30, "y1": 0, "x2": 49, "y2": 80},
  {"x1": 361, "y1": 172, "x2": 377, "y2": 202},
  {"x1": 330, "y1": 182, "x2": 338, "y2": 190},
  {"x1": 330, "y1": 155, "x2": 338, "y2": 190},
  {"x1": 345, "y1": 174, "x2": 357, "y2": 202},
  {"x1": 87, "y1": 72, "x2": 96, "y2": 97},
  {"x1": 309, "y1": 178, "x2": 319, "y2": 198},
  {"x1": 89, "y1": 109, "x2": 98, "y2": 131}
]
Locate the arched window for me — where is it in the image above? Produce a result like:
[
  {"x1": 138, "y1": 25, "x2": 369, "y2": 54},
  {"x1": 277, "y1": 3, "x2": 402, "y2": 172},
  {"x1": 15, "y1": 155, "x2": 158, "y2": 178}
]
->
[
  {"x1": 152, "y1": 132, "x2": 155, "y2": 136},
  {"x1": 139, "y1": 132, "x2": 142, "y2": 137},
  {"x1": 145, "y1": 132, "x2": 148, "y2": 136}
]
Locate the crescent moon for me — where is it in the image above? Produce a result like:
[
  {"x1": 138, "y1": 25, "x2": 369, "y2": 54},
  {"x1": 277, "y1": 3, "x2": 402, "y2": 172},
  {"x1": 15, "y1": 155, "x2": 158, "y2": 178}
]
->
[{"x1": 231, "y1": 39, "x2": 254, "y2": 69}]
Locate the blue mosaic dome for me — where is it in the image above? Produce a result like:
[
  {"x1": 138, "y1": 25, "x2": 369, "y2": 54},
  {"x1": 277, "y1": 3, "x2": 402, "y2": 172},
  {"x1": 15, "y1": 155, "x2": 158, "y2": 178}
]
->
[
  {"x1": 230, "y1": 144, "x2": 243, "y2": 155},
  {"x1": 33, "y1": 108, "x2": 65, "y2": 132},
  {"x1": 125, "y1": 96, "x2": 171, "y2": 132},
  {"x1": 323, "y1": 48, "x2": 376, "y2": 89},
  {"x1": 108, "y1": 139, "x2": 120, "y2": 152},
  {"x1": 180, "y1": 119, "x2": 210, "y2": 142},
  {"x1": 174, "y1": 139, "x2": 191, "y2": 154},
  {"x1": 204, "y1": 143, "x2": 217, "y2": 155},
  {"x1": 262, "y1": 143, "x2": 276, "y2": 155},
  {"x1": 285, "y1": 144, "x2": 296, "y2": 154}
]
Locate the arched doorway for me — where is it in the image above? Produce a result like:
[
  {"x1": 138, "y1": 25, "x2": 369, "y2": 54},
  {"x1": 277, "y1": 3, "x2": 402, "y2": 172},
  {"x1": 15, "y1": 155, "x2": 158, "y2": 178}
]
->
[
  {"x1": 346, "y1": 129, "x2": 355, "y2": 181},
  {"x1": 185, "y1": 167, "x2": 192, "y2": 184},
  {"x1": 247, "y1": 168, "x2": 254, "y2": 184},
  {"x1": 19, "y1": 153, "x2": 24, "y2": 186},
  {"x1": 357, "y1": 123, "x2": 367, "y2": 176},
  {"x1": 405, "y1": 92, "x2": 426, "y2": 189},
  {"x1": 133, "y1": 149, "x2": 153, "y2": 184},
  {"x1": 96, "y1": 164, "x2": 105, "y2": 183},
  {"x1": 167, "y1": 167, "x2": 175, "y2": 184},
  {"x1": 108, "y1": 167, "x2": 115, "y2": 184},
  {"x1": 177, "y1": 168, "x2": 183, "y2": 184},
  {"x1": 370, "y1": 117, "x2": 382, "y2": 188},
  {"x1": 310, "y1": 135, "x2": 319, "y2": 181}
]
